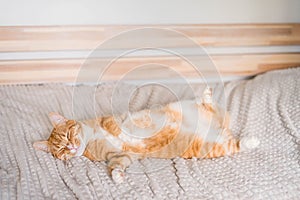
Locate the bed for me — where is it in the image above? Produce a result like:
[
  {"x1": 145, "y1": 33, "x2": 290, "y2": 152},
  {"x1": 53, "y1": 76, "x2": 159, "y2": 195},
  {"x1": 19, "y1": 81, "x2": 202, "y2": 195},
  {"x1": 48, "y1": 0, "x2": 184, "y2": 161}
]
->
[{"x1": 1, "y1": 67, "x2": 299, "y2": 199}]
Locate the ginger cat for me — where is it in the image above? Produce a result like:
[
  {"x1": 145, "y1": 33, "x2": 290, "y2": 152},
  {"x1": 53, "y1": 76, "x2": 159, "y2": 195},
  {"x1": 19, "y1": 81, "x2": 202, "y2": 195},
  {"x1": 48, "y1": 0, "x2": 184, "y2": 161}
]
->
[{"x1": 33, "y1": 88, "x2": 259, "y2": 183}]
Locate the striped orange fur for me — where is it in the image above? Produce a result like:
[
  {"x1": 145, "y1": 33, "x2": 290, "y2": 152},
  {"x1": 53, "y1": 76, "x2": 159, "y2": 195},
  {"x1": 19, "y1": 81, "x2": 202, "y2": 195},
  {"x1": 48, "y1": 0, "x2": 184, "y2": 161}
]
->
[{"x1": 100, "y1": 116, "x2": 122, "y2": 137}]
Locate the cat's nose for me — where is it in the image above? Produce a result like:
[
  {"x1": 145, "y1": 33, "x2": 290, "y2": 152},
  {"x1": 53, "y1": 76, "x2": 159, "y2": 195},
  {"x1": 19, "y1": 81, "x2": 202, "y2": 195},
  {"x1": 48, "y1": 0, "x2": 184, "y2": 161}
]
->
[{"x1": 67, "y1": 144, "x2": 78, "y2": 149}]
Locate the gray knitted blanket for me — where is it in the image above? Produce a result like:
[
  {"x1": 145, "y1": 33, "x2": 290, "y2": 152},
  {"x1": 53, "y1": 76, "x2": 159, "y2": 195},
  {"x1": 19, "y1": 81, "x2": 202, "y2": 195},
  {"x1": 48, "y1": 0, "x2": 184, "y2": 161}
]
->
[{"x1": 1, "y1": 68, "x2": 299, "y2": 199}]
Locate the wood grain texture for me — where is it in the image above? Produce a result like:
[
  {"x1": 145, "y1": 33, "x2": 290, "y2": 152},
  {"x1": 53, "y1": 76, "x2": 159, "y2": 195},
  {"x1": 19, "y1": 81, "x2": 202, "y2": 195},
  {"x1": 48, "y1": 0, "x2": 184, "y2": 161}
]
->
[
  {"x1": 1, "y1": 24, "x2": 299, "y2": 52},
  {"x1": 1, "y1": 54, "x2": 299, "y2": 84}
]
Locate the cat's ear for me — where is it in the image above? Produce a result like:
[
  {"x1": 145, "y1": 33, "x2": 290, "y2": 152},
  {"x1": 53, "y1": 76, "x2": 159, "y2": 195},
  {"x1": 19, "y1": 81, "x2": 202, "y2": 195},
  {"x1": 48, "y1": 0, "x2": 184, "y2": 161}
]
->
[
  {"x1": 33, "y1": 141, "x2": 50, "y2": 152},
  {"x1": 48, "y1": 112, "x2": 67, "y2": 127}
]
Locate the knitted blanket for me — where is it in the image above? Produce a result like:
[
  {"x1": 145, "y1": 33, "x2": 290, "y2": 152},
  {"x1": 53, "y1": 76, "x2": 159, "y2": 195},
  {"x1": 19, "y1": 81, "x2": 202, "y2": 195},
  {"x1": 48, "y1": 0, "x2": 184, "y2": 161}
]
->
[{"x1": 1, "y1": 68, "x2": 299, "y2": 199}]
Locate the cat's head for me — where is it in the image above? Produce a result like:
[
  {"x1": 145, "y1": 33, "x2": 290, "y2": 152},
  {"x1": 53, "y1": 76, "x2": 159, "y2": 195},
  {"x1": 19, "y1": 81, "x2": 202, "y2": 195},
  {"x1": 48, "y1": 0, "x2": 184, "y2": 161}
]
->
[{"x1": 33, "y1": 112, "x2": 82, "y2": 161}]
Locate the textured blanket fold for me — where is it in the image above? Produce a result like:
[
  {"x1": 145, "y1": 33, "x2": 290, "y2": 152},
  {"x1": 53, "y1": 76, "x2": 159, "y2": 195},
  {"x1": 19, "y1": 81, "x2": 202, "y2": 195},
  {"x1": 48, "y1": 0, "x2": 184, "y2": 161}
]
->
[{"x1": 0, "y1": 68, "x2": 299, "y2": 199}]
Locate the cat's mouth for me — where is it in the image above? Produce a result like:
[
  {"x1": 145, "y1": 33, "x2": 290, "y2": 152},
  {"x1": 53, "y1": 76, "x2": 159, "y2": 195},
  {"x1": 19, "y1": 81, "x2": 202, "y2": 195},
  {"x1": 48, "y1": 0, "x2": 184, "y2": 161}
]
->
[{"x1": 67, "y1": 145, "x2": 79, "y2": 154}]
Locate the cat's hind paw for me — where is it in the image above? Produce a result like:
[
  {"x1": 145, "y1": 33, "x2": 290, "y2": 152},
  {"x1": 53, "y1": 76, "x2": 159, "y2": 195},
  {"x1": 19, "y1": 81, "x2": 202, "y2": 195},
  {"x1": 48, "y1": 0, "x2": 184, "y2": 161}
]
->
[
  {"x1": 111, "y1": 166, "x2": 125, "y2": 184},
  {"x1": 240, "y1": 136, "x2": 260, "y2": 151},
  {"x1": 202, "y1": 86, "x2": 213, "y2": 104}
]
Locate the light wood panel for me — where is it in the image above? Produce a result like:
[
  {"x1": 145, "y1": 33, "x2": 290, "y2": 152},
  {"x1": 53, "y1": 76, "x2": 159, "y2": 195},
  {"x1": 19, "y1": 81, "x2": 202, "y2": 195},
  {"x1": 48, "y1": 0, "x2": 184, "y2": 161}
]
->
[
  {"x1": 1, "y1": 54, "x2": 299, "y2": 84},
  {"x1": 1, "y1": 24, "x2": 299, "y2": 84},
  {"x1": 0, "y1": 24, "x2": 299, "y2": 52}
]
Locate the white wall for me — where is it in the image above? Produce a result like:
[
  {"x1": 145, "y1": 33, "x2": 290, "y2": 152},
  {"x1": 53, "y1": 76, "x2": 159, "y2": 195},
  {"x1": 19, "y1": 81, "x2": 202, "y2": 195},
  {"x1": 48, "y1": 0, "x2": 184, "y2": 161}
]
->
[{"x1": 0, "y1": 0, "x2": 299, "y2": 25}]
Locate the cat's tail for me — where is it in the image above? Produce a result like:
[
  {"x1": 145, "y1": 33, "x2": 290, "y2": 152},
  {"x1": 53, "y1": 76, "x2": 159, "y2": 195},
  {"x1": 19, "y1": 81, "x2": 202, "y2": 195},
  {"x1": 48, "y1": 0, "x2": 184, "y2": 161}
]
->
[{"x1": 239, "y1": 136, "x2": 260, "y2": 151}]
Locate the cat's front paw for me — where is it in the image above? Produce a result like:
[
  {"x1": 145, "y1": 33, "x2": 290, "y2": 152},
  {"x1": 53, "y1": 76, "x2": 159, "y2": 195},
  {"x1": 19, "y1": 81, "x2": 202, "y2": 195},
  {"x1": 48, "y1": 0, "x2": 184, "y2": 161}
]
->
[{"x1": 111, "y1": 166, "x2": 125, "y2": 184}]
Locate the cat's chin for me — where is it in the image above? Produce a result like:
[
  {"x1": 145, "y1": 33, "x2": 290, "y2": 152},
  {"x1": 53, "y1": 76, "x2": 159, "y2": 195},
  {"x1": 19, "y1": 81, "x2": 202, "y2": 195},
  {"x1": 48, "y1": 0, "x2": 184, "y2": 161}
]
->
[{"x1": 74, "y1": 136, "x2": 86, "y2": 156}]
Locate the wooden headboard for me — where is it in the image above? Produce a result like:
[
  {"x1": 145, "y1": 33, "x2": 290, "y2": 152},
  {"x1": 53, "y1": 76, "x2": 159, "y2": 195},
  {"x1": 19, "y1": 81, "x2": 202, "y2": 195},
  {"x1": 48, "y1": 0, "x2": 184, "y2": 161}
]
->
[{"x1": 0, "y1": 24, "x2": 299, "y2": 84}]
